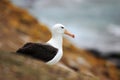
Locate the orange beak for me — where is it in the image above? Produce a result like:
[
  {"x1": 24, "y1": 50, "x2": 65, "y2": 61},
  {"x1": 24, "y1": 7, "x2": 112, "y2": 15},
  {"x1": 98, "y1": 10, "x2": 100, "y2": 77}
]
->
[{"x1": 64, "y1": 29, "x2": 75, "y2": 38}]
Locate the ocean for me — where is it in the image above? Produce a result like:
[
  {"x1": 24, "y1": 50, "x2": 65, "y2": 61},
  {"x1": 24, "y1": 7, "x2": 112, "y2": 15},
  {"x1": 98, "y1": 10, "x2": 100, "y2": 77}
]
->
[{"x1": 11, "y1": 0, "x2": 120, "y2": 53}]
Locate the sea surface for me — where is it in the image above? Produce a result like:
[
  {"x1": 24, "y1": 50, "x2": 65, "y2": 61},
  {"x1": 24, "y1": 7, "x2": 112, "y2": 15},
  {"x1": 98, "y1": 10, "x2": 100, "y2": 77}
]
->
[{"x1": 11, "y1": 0, "x2": 120, "y2": 53}]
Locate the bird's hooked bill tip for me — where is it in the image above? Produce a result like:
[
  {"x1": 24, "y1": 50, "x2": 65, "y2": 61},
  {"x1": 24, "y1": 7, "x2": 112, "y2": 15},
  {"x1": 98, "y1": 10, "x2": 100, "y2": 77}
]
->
[
  {"x1": 72, "y1": 34, "x2": 75, "y2": 38},
  {"x1": 64, "y1": 30, "x2": 75, "y2": 38}
]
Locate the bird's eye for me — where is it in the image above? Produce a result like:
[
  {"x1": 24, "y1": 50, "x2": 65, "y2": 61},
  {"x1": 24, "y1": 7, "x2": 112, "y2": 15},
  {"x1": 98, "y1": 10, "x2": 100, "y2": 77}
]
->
[{"x1": 61, "y1": 26, "x2": 64, "y2": 29}]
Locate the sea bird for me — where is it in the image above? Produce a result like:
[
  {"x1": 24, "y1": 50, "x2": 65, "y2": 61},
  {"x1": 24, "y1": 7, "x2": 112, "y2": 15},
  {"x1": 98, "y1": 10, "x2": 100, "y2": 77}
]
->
[{"x1": 16, "y1": 24, "x2": 75, "y2": 65}]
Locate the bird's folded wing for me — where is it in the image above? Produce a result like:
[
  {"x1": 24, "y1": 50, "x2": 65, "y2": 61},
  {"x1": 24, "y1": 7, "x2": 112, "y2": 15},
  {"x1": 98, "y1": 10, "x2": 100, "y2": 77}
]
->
[{"x1": 16, "y1": 42, "x2": 58, "y2": 62}]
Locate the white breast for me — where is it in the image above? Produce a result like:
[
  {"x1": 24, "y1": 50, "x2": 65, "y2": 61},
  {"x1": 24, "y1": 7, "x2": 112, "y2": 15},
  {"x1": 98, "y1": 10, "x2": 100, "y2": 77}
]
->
[{"x1": 46, "y1": 50, "x2": 63, "y2": 65}]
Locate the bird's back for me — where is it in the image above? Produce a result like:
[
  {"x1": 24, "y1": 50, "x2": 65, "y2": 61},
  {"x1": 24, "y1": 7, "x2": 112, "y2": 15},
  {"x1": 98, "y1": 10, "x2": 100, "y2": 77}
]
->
[{"x1": 16, "y1": 42, "x2": 58, "y2": 62}]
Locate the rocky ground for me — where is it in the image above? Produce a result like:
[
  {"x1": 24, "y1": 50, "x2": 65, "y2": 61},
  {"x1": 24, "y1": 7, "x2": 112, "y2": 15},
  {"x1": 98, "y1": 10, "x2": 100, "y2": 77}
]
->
[{"x1": 0, "y1": 0, "x2": 119, "y2": 80}]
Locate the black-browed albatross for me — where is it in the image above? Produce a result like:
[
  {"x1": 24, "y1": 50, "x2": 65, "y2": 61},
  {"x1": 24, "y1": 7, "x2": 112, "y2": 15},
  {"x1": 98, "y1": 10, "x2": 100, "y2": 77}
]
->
[{"x1": 16, "y1": 24, "x2": 75, "y2": 65}]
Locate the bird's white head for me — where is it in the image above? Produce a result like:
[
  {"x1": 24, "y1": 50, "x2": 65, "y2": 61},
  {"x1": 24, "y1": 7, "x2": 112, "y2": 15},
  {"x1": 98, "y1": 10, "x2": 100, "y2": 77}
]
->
[{"x1": 52, "y1": 24, "x2": 75, "y2": 38}]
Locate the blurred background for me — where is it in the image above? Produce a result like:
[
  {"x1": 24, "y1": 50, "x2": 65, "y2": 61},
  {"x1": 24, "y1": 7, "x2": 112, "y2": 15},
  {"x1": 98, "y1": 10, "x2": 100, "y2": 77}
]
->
[{"x1": 11, "y1": 0, "x2": 120, "y2": 53}]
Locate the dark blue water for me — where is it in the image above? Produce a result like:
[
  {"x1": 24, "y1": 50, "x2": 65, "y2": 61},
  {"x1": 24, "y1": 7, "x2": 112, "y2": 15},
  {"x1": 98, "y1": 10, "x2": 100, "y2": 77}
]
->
[{"x1": 11, "y1": 0, "x2": 120, "y2": 53}]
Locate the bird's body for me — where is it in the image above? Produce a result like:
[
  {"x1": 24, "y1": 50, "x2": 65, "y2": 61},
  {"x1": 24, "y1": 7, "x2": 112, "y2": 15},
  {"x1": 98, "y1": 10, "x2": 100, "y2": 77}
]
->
[
  {"x1": 16, "y1": 24, "x2": 74, "y2": 65},
  {"x1": 17, "y1": 42, "x2": 58, "y2": 62}
]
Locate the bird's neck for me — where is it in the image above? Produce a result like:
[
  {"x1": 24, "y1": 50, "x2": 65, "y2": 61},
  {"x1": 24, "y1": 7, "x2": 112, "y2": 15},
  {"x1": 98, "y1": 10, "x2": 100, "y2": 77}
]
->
[{"x1": 47, "y1": 34, "x2": 63, "y2": 50}]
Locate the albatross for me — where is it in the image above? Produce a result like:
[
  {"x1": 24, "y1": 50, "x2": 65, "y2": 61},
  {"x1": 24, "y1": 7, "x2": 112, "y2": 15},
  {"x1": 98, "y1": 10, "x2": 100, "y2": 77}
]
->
[{"x1": 16, "y1": 24, "x2": 75, "y2": 65}]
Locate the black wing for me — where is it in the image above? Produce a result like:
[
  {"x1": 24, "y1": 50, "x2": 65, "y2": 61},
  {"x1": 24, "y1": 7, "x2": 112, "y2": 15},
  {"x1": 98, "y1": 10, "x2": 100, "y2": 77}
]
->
[{"x1": 16, "y1": 42, "x2": 58, "y2": 62}]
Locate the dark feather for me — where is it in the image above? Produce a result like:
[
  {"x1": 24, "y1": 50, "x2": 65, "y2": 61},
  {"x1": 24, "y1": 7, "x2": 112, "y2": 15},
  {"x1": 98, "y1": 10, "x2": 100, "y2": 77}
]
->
[{"x1": 16, "y1": 42, "x2": 58, "y2": 62}]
